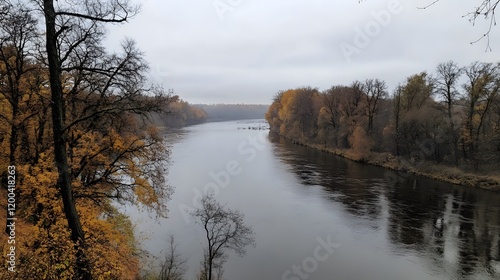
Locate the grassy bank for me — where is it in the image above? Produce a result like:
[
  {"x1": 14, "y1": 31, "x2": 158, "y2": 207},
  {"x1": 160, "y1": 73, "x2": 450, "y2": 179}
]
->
[{"x1": 287, "y1": 138, "x2": 500, "y2": 192}]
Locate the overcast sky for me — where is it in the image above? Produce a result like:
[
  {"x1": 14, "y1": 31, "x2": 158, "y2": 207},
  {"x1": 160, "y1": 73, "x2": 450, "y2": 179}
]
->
[{"x1": 105, "y1": 0, "x2": 500, "y2": 104}]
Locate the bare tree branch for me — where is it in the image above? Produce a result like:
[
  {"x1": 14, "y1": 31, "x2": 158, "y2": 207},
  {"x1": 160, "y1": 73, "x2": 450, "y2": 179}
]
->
[{"x1": 417, "y1": 0, "x2": 440, "y2": 10}]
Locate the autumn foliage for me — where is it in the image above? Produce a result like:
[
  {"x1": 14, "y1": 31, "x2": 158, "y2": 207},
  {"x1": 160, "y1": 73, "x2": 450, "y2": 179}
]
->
[
  {"x1": 0, "y1": 1, "x2": 175, "y2": 279},
  {"x1": 0, "y1": 63, "x2": 172, "y2": 279},
  {"x1": 266, "y1": 63, "x2": 500, "y2": 173}
]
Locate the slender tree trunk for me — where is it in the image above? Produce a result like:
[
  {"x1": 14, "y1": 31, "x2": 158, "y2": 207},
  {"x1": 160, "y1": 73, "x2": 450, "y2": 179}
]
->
[
  {"x1": 395, "y1": 110, "x2": 400, "y2": 156},
  {"x1": 43, "y1": 1, "x2": 92, "y2": 279},
  {"x1": 468, "y1": 100, "x2": 475, "y2": 156},
  {"x1": 9, "y1": 110, "x2": 18, "y2": 165},
  {"x1": 447, "y1": 101, "x2": 459, "y2": 165},
  {"x1": 368, "y1": 115, "x2": 373, "y2": 132},
  {"x1": 207, "y1": 244, "x2": 213, "y2": 280},
  {"x1": 34, "y1": 107, "x2": 48, "y2": 164}
]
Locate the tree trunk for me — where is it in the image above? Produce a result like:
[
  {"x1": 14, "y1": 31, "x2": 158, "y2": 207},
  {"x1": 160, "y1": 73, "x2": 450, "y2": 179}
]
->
[
  {"x1": 207, "y1": 245, "x2": 213, "y2": 280},
  {"x1": 43, "y1": 1, "x2": 92, "y2": 279},
  {"x1": 9, "y1": 109, "x2": 18, "y2": 165},
  {"x1": 368, "y1": 114, "x2": 373, "y2": 132},
  {"x1": 447, "y1": 101, "x2": 459, "y2": 165}
]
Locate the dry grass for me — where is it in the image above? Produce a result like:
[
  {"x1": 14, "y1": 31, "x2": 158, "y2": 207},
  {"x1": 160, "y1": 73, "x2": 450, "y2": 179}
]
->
[{"x1": 304, "y1": 143, "x2": 500, "y2": 191}]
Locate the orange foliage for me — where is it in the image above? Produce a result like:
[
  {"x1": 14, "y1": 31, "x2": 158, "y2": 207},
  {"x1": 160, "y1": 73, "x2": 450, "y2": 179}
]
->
[
  {"x1": 0, "y1": 153, "x2": 142, "y2": 279},
  {"x1": 0, "y1": 54, "x2": 170, "y2": 278}
]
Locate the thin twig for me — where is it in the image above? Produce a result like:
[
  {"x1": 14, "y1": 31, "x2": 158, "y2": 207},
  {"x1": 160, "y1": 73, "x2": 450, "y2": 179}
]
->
[{"x1": 417, "y1": 0, "x2": 440, "y2": 10}]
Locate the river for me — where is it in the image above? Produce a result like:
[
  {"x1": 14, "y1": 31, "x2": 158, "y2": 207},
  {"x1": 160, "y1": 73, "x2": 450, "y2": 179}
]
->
[{"x1": 121, "y1": 120, "x2": 500, "y2": 280}]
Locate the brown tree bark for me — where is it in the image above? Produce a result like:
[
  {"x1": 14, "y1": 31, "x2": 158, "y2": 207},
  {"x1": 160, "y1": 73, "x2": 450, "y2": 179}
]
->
[{"x1": 42, "y1": 1, "x2": 92, "y2": 279}]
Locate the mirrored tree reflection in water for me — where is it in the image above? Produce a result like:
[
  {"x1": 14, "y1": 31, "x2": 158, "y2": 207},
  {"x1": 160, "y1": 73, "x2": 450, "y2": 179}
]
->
[{"x1": 269, "y1": 132, "x2": 500, "y2": 278}]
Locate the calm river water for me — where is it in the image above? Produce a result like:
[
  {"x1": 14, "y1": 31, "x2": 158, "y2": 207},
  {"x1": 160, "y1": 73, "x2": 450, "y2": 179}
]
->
[{"x1": 122, "y1": 120, "x2": 500, "y2": 280}]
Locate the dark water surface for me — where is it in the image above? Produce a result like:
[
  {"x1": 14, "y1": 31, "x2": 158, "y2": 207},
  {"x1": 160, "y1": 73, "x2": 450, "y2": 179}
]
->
[{"x1": 122, "y1": 120, "x2": 500, "y2": 280}]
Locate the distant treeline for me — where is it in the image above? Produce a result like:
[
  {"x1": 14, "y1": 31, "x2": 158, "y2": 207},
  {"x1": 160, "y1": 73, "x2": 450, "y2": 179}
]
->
[
  {"x1": 152, "y1": 102, "x2": 270, "y2": 128},
  {"x1": 152, "y1": 97, "x2": 208, "y2": 128},
  {"x1": 266, "y1": 61, "x2": 500, "y2": 174},
  {"x1": 194, "y1": 104, "x2": 269, "y2": 121}
]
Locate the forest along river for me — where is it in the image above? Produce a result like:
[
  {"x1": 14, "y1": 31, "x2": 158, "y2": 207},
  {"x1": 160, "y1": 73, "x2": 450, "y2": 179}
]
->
[{"x1": 121, "y1": 120, "x2": 500, "y2": 280}]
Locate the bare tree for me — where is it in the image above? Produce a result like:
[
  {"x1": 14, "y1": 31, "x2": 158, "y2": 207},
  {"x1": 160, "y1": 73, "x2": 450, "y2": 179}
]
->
[
  {"x1": 343, "y1": 81, "x2": 364, "y2": 120},
  {"x1": 0, "y1": 1, "x2": 38, "y2": 165},
  {"x1": 39, "y1": 1, "x2": 137, "y2": 278},
  {"x1": 159, "y1": 235, "x2": 187, "y2": 280},
  {"x1": 363, "y1": 78, "x2": 388, "y2": 132},
  {"x1": 393, "y1": 85, "x2": 403, "y2": 156},
  {"x1": 0, "y1": 1, "x2": 41, "y2": 233},
  {"x1": 418, "y1": 0, "x2": 500, "y2": 49},
  {"x1": 35, "y1": 0, "x2": 175, "y2": 278},
  {"x1": 434, "y1": 61, "x2": 463, "y2": 164},
  {"x1": 318, "y1": 86, "x2": 342, "y2": 147},
  {"x1": 293, "y1": 87, "x2": 320, "y2": 138},
  {"x1": 191, "y1": 194, "x2": 255, "y2": 280},
  {"x1": 467, "y1": 0, "x2": 500, "y2": 49},
  {"x1": 197, "y1": 249, "x2": 226, "y2": 280},
  {"x1": 321, "y1": 86, "x2": 343, "y2": 129}
]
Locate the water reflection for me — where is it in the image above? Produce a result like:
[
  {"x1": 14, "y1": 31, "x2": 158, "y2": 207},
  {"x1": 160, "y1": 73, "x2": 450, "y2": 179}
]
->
[{"x1": 269, "y1": 132, "x2": 500, "y2": 279}]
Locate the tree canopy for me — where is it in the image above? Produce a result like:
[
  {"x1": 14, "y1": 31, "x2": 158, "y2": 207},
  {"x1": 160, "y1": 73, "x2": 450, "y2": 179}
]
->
[
  {"x1": 266, "y1": 61, "x2": 500, "y2": 170},
  {"x1": 0, "y1": 1, "x2": 176, "y2": 279}
]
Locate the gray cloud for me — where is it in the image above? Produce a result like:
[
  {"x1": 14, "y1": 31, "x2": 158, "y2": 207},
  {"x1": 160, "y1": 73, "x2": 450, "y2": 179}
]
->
[{"x1": 105, "y1": 0, "x2": 500, "y2": 104}]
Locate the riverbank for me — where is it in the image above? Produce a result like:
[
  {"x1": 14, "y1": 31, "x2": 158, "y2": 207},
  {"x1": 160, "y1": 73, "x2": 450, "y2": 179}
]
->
[{"x1": 286, "y1": 136, "x2": 500, "y2": 192}]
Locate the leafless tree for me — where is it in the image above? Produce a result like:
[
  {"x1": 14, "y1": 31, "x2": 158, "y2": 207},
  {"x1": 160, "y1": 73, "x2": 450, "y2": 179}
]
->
[
  {"x1": 191, "y1": 194, "x2": 255, "y2": 280},
  {"x1": 197, "y1": 249, "x2": 225, "y2": 280},
  {"x1": 0, "y1": 1, "x2": 39, "y2": 165},
  {"x1": 393, "y1": 85, "x2": 403, "y2": 156},
  {"x1": 38, "y1": 1, "x2": 139, "y2": 277},
  {"x1": 321, "y1": 86, "x2": 341, "y2": 129},
  {"x1": 0, "y1": 1, "x2": 42, "y2": 233},
  {"x1": 318, "y1": 86, "x2": 342, "y2": 147},
  {"x1": 467, "y1": 0, "x2": 500, "y2": 49},
  {"x1": 159, "y1": 235, "x2": 187, "y2": 280},
  {"x1": 418, "y1": 0, "x2": 500, "y2": 50},
  {"x1": 343, "y1": 81, "x2": 364, "y2": 120},
  {"x1": 363, "y1": 79, "x2": 388, "y2": 132},
  {"x1": 434, "y1": 61, "x2": 463, "y2": 164},
  {"x1": 32, "y1": 0, "x2": 177, "y2": 278},
  {"x1": 293, "y1": 87, "x2": 320, "y2": 137}
]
